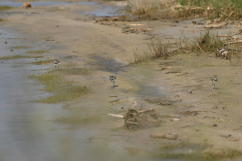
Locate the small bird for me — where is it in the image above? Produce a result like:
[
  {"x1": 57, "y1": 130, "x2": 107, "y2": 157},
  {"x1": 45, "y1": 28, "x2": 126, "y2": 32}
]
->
[
  {"x1": 53, "y1": 59, "x2": 60, "y2": 65},
  {"x1": 217, "y1": 48, "x2": 229, "y2": 59},
  {"x1": 109, "y1": 75, "x2": 117, "y2": 88},
  {"x1": 211, "y1": 75, "x2": 218, "y2": 89}
]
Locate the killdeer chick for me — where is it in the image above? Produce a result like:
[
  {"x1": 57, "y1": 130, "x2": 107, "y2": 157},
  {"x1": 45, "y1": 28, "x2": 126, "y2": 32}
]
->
[
  {"x1": 217, "y1": 48, "x2": 229, "y2": 59},
  {"x1": 109, "y1": 75, "x2": 117, "y2": 88},
  {"x1": 53, "y1": 59, "x2": 60, "y2": 65},
  {"x1": 211, "y1": 75, "x2": 218, "y2": 89}
]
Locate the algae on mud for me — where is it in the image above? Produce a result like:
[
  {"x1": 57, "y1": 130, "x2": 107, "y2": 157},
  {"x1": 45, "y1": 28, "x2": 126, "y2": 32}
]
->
[
  {"x1": 0, "y1": 6, "x2": 12, "y2": 11},
  {"x1": 30, "y1": 69, "x2": 89, "y2": 104},
  {"x1": 154, "y1": 143, "x2": 242, "y2": 161},
  {"x1": 55, "y1": 67, "x2": 89, "y2": 75},
  {"x1": 31, "y1": 59, "x2": 56, "y2": 65},
  {"x1": 12, "y1": 46, "x2": 31, "y2": 50},
  {"x1": 0, "y1": 55, "x2": 43, "y2": 60},
  {"x1": 27, "y1": 49, "x2": 49, "y2": 54}
]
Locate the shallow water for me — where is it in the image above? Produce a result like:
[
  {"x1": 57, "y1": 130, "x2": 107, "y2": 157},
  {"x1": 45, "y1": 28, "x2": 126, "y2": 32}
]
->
[
  {"x1": 0, "y1": 26, "x2": 178, "y2": 161},
  {"x1": 0, "y1": 1, "x2": 96, "y2": 7},
  {"x1": 86, "y1": 4, "x2": 122, "y2": 17},
  {"x1": 0, "y1": 29, "x2": 67, "y2": 161},
  {"x1": 1, "y1": 2, "x2": 238, "y2": 161},
  {"x1": 0, "y1": 1, "x2": 121, "y2": 17}
]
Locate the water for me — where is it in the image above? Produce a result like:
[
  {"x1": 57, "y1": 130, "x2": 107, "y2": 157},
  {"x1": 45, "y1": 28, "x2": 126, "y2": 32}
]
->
[
  {"x1": 0, "y1": 1, "x2": 122, "y2": 17},
  {"x1": 0, "y1": 28, "x2": 65, "y2": 161},
  {"x1": 86, "y1": 4, "x2": 122, "y2": 17},
  {"x1": 0, "y1": 26, "x2": 161, "y2": 161},
  {"x1": 0, "y1": 1, "x2": 96, "y2": 7},
  {"x1": 0, "y1": 2, "x2": 208, "y2": 161}
]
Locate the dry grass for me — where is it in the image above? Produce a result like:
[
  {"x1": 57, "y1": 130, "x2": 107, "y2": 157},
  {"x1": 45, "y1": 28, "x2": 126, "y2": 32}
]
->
[
  {"x1": 132, "y1": 39, "x2": 170, "y2": 64},
  {"x1": 178, "y1": 32, "x2": 241, "y2": 60},
  {"x1": 127, "y1": 0, "x2": 159, "y2": 16},
  {"x1": 177, "y1": 0, "x2": 242, "y2": 20},
  {"x1": 126, "y1": 0, "x2": 242, "y2": 20},
  {"x1": 127, "y1": 0, "x2": 175, "y2": 19},
  {"x1": 188, "y1": 32, "x2": 224, "y2": 53},
  {"x1": 133, "y1": 32, "x2": 240, "y2": 64}
]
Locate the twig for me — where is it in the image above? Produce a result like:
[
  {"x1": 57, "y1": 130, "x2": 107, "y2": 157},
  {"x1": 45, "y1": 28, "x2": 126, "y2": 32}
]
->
[{"x1": 108, "y1": 113, "x2": 124, "y2": 119}]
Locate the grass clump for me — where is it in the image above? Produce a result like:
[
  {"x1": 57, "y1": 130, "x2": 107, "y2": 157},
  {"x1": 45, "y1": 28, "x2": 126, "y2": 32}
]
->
[
  {"x1": 127, "y1": 0, "x2": 161, "y2": 19},
  {"x1": 133, "y1": 39, "x2": 170, "y2": 64},
  {"x1": 127, "y1": 0, "x2": 177, "y2": 20},
  {"x1": 176, "y1": 32, "x2": 241, "y2": 60},
  {"x1": 148, "y1": 39, "x2": 170, "y2": 58},
  {"x1": 188, "y1": 32, "x2": 224, "y2": 53},
  {"x1": 30, "y1": 70, "x2": 89, "y2": 104}
]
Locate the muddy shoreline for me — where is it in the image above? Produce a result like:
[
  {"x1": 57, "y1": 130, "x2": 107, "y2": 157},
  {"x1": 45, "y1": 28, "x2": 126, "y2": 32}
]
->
[{"x1": 0, "y1": 1, "x2": 242, "y2": 161}]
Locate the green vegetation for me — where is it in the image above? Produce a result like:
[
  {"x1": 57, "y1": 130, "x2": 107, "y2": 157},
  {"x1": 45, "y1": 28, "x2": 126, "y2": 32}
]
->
[
  {"x1": 178, "y1": 0, "x2": 242, "y2": 8},
  {"x1": 56, "y1": 115, "x2": 101, "y2": 126},
  {"x1": 30, "y1": 68, "x2": 89, "y2": 104},
  {"x1": 178, "y1": 0, "x2": 242, "y2": 19},
  {"x1": 0, "y1": 6, "x2": 12, "y2": 11},
  {"x1": 31, "y1": 59, "x2": 55, "y2": 65},
  {"x1": 12, "y1": 46, "x2": 30, "y2": 49},
  {"x1": 0, "y1": 55, "x2": 42, "y2": 60},
  {"x1": 27, "y1": 49, "x2": 48, "y2": 54},
  {"x1": 127, "y1": 0, "x2": 242, "y2": 20},
  {"x1": 55, "y1": 67, "x2": 89, "y2": 75}
]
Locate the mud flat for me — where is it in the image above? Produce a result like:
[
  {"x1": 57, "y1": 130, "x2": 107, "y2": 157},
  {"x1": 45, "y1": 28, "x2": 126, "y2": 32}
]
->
[{"x1": 0, "y1": 1, "x2": 242, "y2": 161}]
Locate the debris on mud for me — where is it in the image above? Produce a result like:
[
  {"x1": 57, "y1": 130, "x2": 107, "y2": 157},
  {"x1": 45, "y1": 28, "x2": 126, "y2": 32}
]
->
[
  {"x1": 180, "y1": 110, "x2": 199, "y2": 116},
  {"x1": 122, "y1": 24, "x2": 152, "y2": 34},
  {"x1": 124, "y1": 108, "x2": 161, "y2": 130},
  {"x1": 204, "y1": 22, "x2": 227, "y2": 29},
  {"x1": 150, "y1": 132, "x2": 178, "y2": 140},
  {"x1": 145, "y1": 98, "x2": 179, "y2": 106}
]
